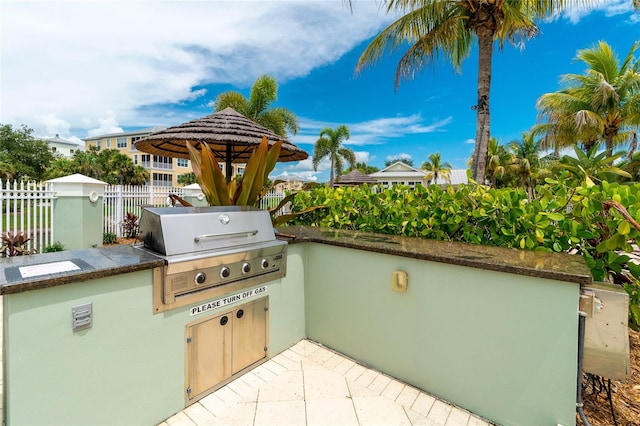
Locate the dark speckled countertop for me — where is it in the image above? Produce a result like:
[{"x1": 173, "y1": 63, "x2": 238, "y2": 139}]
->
[
  {"x1": 277, "y1": 226, "x2": 593, "y2": 286},
  {"x1": 0, "y1": 245, "x2": 164, "y2": 295}
]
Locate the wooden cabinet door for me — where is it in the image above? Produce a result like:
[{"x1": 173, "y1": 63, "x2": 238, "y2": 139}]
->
[
  {"x1": 186, "y1": 311, "x2": 232, "y2": 400},
  {"x1": 232, "y1": 297, "x2": 268, "y2": 374}
]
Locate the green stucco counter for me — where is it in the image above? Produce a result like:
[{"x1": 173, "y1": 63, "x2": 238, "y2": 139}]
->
[{"x1": 279, "y1": 226, "x2": 590, "y2": 426}]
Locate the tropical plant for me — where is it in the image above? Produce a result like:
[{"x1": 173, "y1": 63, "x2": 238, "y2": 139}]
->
[
  {"x1": 508, "y1": 132, "x2": 546, "y2": 195},
  {"x1": 121, "y1": 212, "x2": 139, "y2": 239},
  {"x1": 1, "y1": 232, "x2": 34, "y2": 257},
  {"x1": 312, "y1": 125, "x2": 356, "y2": 186},
  {"x1": 187, "y1": 136, "x2": 281, "y2": 206},
  {"x1": 485, "y1": 137, "x2": 513, "y2": 188},
  {"x1": 353, "y1": 0, "x2": 594, "y2": 182},
  {"x1": 213, "y1": 74, "x2": 299, "y2": 137},
  {"x1": 556, "y1": 142, "x2": 631, "y2": 186},
  {"x1": 537, "y1": 41, "x2": 640, "y2": 157},
  {"x1": 43, "y1": 241, "x2": 65, "y2": 253},
  {"x1": 346, "y1": 162, "x2": 379, "y2": 175},
  {"x1": 103, "y1": 232, "x2": 117, "y2": 245},
  {"x1": 421, "y1": 152, "x2": 451, "y2": 185},
  {"x1": 177, "y1": 172, "x2": 197, "y2": 186}
]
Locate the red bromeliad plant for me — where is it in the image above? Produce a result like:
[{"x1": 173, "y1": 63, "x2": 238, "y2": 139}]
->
[{"x1": 1, "y1": 231, "x2": 33, "y2": 257}]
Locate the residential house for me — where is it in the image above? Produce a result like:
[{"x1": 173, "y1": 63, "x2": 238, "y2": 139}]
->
[
  {"x1": 368, "y1": 161, "x2": 469, "y2": 189},
  {"x1": 42, "y1": 134, "x2": 85, "y2": 158}
]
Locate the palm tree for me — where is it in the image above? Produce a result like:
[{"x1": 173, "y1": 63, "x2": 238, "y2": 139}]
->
[
  {"x1": 312, "y1": 125, "x2": 356, "y2": 186},
  {"x1": 213, "y1": 74, "x2": 299, "y2": 137},
  {"x1": 508, "y1": 132, "x2": 545, "y2": 196},
  {"x1": 421, "y1": 152, "x2": 451, "y2": 185},
  {"x1": 536, "y1": 41, "x2": 640, "y2": 157},
  {"x1": 485, "y1": 137, "x2": 513, "y2": 188},
  {"x1": 353, "y1": 0, "x2": 594, "y2": 182}
]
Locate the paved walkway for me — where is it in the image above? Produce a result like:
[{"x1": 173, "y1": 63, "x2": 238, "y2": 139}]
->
[{"x1": 160, "y1": 340, "x2": 491, "y2": 426}]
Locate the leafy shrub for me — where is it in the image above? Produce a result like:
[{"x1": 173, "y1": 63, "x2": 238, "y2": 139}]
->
[
  {"x1": 103, "y1": 232, "x2": 117, "y2": 245},
  {"x1": 290, "y1": 176, "x2": 640, "y2": 329},
  {"x1": 43, "y1": 241, "x2": 65, "y2": 252}
]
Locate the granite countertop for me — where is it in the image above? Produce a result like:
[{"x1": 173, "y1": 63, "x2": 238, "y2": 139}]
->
[
  {"x1": 0, "y1": 245, "x2": 165, "y2": 295},
  {"x1": 277, "y1": 226, "x2": 593, "y2": 286}
]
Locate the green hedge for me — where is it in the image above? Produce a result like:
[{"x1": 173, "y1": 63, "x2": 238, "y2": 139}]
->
[{"x1": 290, "y1": 178, "x2": 640, "y2": 329}]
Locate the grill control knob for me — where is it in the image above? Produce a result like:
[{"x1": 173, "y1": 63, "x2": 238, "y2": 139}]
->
[
  {"x1": 242, "y1": 262, "x2": 251, "y2": 274},
  {"x1": 220, "y1": 266, "x2": 231, "y2": 279},
  {"x1": 261, "y1": 258, "x2": 269, "y2": 269},
  {"x1": 194, "y1": 272, "x2": 207, "y2": 285}
]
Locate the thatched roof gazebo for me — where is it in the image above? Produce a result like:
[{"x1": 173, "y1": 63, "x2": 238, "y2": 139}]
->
[
  {"x1": 334, "y1": 170, "x2": 378, "y2": 187},
  {"x1": 134, "y1": 107, "x2": 308, "y2": 181}
]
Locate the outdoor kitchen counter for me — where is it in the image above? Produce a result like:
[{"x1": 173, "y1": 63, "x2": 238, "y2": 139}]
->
[
  {"x1": 277, "y1": 225, "x2": 593, "y2": 286},
  {"x1": 0, "y1": 245, "x2": 164, "y2": 295}
]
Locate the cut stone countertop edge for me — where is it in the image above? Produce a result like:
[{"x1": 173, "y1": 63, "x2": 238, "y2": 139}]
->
[{"x1": 277, "y1": 226, "x2": 594, "y2": 286}]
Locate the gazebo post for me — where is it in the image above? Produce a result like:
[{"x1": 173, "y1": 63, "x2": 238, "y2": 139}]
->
[{"x1": 225, "y1": 144, "x2": 233, "y2": 183}]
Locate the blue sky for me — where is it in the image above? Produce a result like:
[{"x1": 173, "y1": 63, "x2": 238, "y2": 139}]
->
[{"x1": 1, "y1": 1, "x2": 639, "y2": 183}]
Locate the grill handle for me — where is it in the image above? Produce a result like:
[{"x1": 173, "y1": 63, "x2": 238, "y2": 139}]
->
[{"x1": 194, "y1": 230, "x2": 258, "y2": 243}]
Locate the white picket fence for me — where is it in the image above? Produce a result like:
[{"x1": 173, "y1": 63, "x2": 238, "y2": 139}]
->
[{"x1": 0, "y1": 180, "x2": 55, "y2": 254}]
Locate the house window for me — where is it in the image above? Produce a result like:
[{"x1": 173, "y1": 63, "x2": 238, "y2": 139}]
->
[
  {"x1": 96, "y1": 141, "x2": 102, "y2": 150},
  {"x1": 130, "y1": 136, "x2": 141, "y2": 151},
  {"x1": 133, "y1": 154, "x2": 138, "y2": 165},
  {"x1": 152, "y1": 173, "x2": 173, "y2": 187},
  {"x1": 70, "y1": 149, "x2": 74, "y2": 154},
  {"x1": 237, "y1": 167, "x2": 245, "y2": 176},
  {"x1": 141, "y1": 154, "x2": 151, "y2": 168},
  {"x1": 177, "y1": 158, "x2": 189, "y2": 168},
  {"x1": 52, "y1": 147, "x2": 57, "y2": 152},
  {"x1": 106, "y1": 139, "x2": 111, "y2": 149},
  {"x1": 117, "y1": 137, "x2": 127, "y2": 148}
]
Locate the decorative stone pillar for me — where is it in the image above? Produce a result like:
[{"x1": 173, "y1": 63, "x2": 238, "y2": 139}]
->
[
  {"x1": 47, "y1": 174, "x2": 107, "y2": 249},
  {"x1": 182, "y1": 183, "x2": 208, "y2": 207}
]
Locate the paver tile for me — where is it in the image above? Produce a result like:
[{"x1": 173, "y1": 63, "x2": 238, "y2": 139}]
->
[
  {"x1": 165, "y1": 410, "x2": 197, "y2": 426},
  {"x1": 307, "y1": 398, "x2": 359, "y2": 426},
  {"x1": 258, "y1": 370, "x2": 304, "y2": 402},
  {"x1": 396, "y1": 385, "x2": 420, "y2": 408},
  {"x1": 427, "y1": 400, "x2": 453, "y2": 424},
  {"x1": 212, "y1": 385, "x2": 242, "y2": 404},
  {"x1": 271, "y1": 352, "x2": 300, "y2": 370},
  {"x1": 198, "y1": 393, "x2": 226, "y2": 414},
  {"x1": 354, "y1": 368, "x2": 379, "y2": 388},
  {"x1": 254, "y1": 399, "x2": 305, "y2": 426},
  {"x1": 307, "y1": 346, "x2": 336, "y2": 365},
  {"x1": 261, "y1": 359, "x2": 288, "y2": 375},
  {"x1": 213, "y1": 401, "x2": 257, "y2": 425},
  {"x1": 445, "y1": 407, "x2": 470, "y2": 425},
  {"x1": 289, "y1": 339, "x2": 321, "y2": 357},
  {"x1": 227, "y1": 377, "x2": 259, "y2": 402},
  {"x1": 353, "y1": 396, "x2": 412, "y2": 425},
  {"x1": 304, "y1": 369, "x2": 349, "y2": 400},
  {"x1": 368, "y1": 373, "x2": 392, "y2": 395},
  {"x1": 183, "y1": 402, "x2": 216, "y2": 425},
  {"x1": 380, "y1": 378, "x2": 405, "y2": 400},
  {"x1": 343, "y1": 362, "x2": 367, "y2": 381},
  {"x1": 331, "y1": 357, "x2": 356, "y2": 375},
  {"x1": 412, "y1": 392, "x2": 436, "y2": 416}
]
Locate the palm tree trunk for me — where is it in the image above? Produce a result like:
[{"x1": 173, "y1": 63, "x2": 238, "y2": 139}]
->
[
  {"x1": 329, "y1": 157, "x2": 335, "y2": 187},
  {"x1": 472, "y1": 28, "x2": 494, "y2": 183}
]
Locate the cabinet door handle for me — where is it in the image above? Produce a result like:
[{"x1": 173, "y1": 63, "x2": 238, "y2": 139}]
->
[
  {"x1": 236, "y1": 309, "x2": 244, "y2": 319},
  {"x1": 220, "y1": 316, "x2": 228, "y2": 326}
]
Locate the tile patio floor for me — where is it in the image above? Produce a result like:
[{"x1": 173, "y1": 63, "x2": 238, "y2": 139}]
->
[{"x1": 159, "y1": 340, "x2": 492, "y2": 426}]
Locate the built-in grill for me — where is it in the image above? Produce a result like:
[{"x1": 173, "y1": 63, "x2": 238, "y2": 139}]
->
[{"x1": 137, "y1": 206, "x2": 287, "y2": 313}]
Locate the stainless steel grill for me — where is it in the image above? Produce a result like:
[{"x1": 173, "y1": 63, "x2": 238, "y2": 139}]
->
[{"x1": 137, "y1": 206, "x2": 287, "y2": 313}]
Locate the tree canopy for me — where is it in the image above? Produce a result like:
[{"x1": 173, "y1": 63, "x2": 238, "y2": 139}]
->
[
  {"x1": 213, "y1": 74, "x2": 299, "y2": 138},
  {"x1": 0, "y1": 124, "x2": 55, "y2": 181},
  {"x1": 312, "y1": 125, "x2": 356, "y2": 186}
]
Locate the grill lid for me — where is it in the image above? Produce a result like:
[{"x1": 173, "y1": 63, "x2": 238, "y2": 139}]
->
[{"x1": 139, "y1": 206, "x2": 277, "y2": 257}]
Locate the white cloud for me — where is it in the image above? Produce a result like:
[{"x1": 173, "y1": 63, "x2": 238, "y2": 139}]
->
[
  {"x1": 464, "y1": 138, "x2": 475, "y2": 144},
  {"x1": 294, "y1": 114, "x2": 452, "y2": 147},
  {"x1": 86, "y1": 111, "x2": 124, "y2": 137},
  {"x1": 1, "y1": 1, "x2": 392, "y2": 137},
  {"x1": 386, "y1": 152, "x2": 412, "y2": 162},
  {"x1": 558, "y1": 0, "x2": 636, "y2": 24},
  {"x1": 354, "y1": 151, "x2": 373, "y2": 164}
]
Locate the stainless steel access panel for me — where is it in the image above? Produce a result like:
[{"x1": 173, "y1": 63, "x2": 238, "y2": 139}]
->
[{"x1": 582, "y1": 282, "x2": 631, "y2": 381}]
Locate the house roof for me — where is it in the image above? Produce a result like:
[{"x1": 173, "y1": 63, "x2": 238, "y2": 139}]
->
[
  {"x1": 42, "y1": 134, "x2": 84, "y2": 147},
  {"x1": 334, "y1": 170, "x2": 377, "y2": 185},
  {"x1": 368, "y1": 161, "x2": 426, "y2": 179},
  {"x1": 83, "y1": 126, "x2": 166, "y2": 141}
]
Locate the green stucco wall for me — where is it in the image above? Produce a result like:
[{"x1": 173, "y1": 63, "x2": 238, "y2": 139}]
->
[
  {"x1": 303, "y1": 243, "x2": 580, "y2": 426},
  {"x1": 53, "y1": 196, "x2": 103, "y2": 249},
  {"x1": 3, "y1": 244, "x2": 306, "y2": 425}
]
